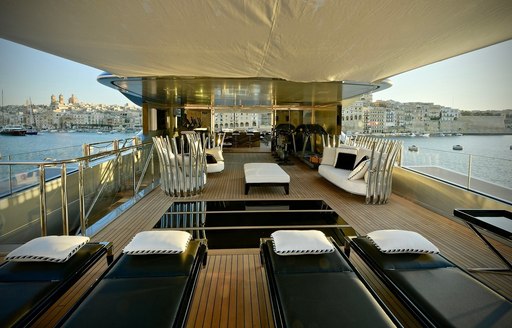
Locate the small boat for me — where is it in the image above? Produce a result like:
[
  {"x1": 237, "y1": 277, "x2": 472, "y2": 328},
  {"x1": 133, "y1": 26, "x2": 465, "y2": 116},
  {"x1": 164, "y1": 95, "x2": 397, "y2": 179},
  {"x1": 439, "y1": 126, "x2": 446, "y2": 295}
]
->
[
  {"x1": 455, "y1": 133, "x2": 463, "y2": 136},
  {"x1": 0, "y1": 125, "x2": 26, "y2": 136},
  {"x1": 453, "y1": 145, "x2": 463, "y2": 150},
  {"x1": 25, "y1": 126, "x2": 38, "y2": 135},
  {"x1": 408, "y1": 145, "x2": 418, "y2": 152}
]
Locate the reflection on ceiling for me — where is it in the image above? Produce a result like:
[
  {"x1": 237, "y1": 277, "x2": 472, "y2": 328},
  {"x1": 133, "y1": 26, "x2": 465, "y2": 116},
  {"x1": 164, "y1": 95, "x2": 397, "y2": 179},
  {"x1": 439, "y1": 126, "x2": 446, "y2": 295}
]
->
[{"x1": 100, "y1": 75, "x2": 390, "y2": 108}]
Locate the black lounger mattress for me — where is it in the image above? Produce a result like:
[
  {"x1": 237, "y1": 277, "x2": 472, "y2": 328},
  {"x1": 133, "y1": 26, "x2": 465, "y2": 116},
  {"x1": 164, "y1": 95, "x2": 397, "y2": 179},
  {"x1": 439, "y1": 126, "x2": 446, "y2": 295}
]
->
[
  {"x1": 0, "y1": 243, "x2": 105, "y2": 328},
  {"x1": 352, "y1": 237, "x2": 512, "y2": 328},
  {"x1": 262, "y1": 240, "x2": 395, "y2": 327},
  {"x1": 61, "y1": 240, "x2": 202, "y2": 328}
]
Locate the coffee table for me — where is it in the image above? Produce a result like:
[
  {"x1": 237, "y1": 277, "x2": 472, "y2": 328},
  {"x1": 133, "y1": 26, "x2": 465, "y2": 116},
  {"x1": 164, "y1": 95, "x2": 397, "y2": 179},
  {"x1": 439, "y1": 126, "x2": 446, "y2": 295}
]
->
[{"x1": 244, "y1": 163, "x2": 290, "y2": 195}]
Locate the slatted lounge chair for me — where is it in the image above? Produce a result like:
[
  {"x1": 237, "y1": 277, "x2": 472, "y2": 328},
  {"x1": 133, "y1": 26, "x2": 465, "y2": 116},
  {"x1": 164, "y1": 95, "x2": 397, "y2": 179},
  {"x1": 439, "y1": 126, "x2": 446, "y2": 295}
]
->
[
  {"x1": 58, "y1": 233, "x2": 207, "y2": 328},
  {"x1": 0, "y1": 239, "x2": 112, "y2": 328},
  {"x1": 350, "y1": 231, "x2": 512, "y2": 328},
  {"x1": 260, "y1": 231, "x2": 398, "y2": 328}
]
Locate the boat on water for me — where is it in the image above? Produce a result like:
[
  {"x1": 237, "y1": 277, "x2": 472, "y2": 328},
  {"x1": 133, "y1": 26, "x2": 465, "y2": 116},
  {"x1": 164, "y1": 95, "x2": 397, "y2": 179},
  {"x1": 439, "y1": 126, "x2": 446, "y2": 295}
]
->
[
  {"x1": 25, "y1": 126, "x2": 38, "y2": 135},
  {"x1": 0, "y1": 1, "x2": 511, "y2": 327},
  {"x1": 453, "y1": 144, "x2": 463, "y2": 150},
  {"x1": 0, "y1": 125, "x2": 26, "y2": 136},
  {"x1": 408, "y1": 145, "x2": 418, "y2": 152}
]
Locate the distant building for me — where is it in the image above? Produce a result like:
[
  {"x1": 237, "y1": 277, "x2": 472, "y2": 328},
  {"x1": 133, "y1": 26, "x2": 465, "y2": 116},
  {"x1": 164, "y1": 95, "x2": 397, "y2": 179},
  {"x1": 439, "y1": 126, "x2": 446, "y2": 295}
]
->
[{"x1": 68, "y1": 94, "x2": 78, "y2": 104}]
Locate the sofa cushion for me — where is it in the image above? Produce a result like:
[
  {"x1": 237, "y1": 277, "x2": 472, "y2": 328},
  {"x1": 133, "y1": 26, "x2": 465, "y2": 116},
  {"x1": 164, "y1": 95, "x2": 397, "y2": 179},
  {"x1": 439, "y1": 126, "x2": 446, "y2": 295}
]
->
[
  {"x1": 354, "y1": 155, "x2": 369, "y2": 169},
  {"x1": 321, "y1": 147, "x2": 336, "y2": 166},
  {"x1": 334, "y1": 152, "x2": 357, "y2": 170},
  {"x1": 206, "y1": 154, "x2": 217, "y2": 164},
  {"x1": 348, "y1": 159, "x2": 369, "y2": 180},
  {"x1": 318, "y1": 165, "x2": 367, "y2": 196},
  {"x1": 205, "y1": 147, "x2": 224, "y2": 161}
]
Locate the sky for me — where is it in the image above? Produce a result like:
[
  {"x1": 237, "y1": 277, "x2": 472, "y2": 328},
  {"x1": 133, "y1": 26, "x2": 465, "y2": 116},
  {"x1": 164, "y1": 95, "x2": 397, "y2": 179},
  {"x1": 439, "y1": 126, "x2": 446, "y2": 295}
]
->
[{"x1": 0, "y1": 38, "x2": 511, "y2": 110}]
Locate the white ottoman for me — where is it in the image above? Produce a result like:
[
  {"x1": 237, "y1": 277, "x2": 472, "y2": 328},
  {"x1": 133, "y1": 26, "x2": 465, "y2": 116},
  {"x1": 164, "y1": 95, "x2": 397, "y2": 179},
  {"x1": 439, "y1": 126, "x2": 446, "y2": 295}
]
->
[{"x1": 244, "y1": 163, "x2": 290, "y2": 195}]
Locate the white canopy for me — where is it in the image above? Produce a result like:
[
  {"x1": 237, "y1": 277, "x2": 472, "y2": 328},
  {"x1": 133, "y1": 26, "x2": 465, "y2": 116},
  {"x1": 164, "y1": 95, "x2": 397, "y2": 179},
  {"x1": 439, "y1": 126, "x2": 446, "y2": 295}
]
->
[
  {"x1": 1, "y1": 0, "x2": 511, "y2": 83},
  {"x1": 1, "y1": 1, "x2": 511, "y2": 106}
]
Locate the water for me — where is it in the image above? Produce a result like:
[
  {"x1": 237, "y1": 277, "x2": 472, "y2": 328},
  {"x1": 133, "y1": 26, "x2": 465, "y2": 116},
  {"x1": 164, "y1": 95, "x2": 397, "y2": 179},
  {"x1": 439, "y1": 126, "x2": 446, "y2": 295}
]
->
[
  {"x1": 396, "y1": 135, "x2": 512, "y2": 189},
  {"x1": 1, "y1": 132, "x2": 511, "y2": 189},
  {"x1": 0, "y1": 131, "x2": 138, "y2": 161}
]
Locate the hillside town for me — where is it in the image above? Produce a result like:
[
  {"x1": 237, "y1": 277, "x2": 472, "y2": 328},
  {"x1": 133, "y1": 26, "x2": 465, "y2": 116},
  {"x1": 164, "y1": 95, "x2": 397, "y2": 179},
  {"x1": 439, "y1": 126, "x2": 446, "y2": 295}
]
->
[
  {"x1": 0, "y1": 93, "x2": 511, "y2": 135},
  {"x1": 0, "y1": 94, "x2": 142, "y2": 133}
]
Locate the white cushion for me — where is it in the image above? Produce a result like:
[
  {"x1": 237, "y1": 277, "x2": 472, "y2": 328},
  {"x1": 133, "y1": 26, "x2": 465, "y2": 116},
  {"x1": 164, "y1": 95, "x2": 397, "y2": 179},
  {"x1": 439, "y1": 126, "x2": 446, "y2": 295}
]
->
[
  {"x1": 321, "y1": 147, "x2": 336, "y2": 166},
  {"x1": 334, "y1": 146, "x2": 358, "y2": 169},
  {"x1": 348, "y1": 159, "x2": 370, "y2": 180},
  {"x1": 366, "y1": 230, "x2": 439, "y2": 254},
  {"x1": 318, "y1": 164, "x2": 367, "y2": 195},
  {"x1": 244, "y1": 163, "x2": 290, "y2": 183},
  {"x1": 5, "y1": 235, "x2": 90, "y2": 263},
  {"x1": 206, "y1": 147, "x2": 224, "y2": 161},
  {"x1": 271, "y1": 230, "x2": 335, "y2": 256},
  {"x1": 123, "y1": 230, "x2": 192, "y2": 255}
]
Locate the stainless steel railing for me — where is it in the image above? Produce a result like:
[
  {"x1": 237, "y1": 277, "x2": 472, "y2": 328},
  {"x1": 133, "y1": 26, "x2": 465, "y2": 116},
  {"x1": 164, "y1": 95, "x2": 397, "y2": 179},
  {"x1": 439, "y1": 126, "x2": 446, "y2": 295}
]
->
[{"x1": 0, "y1": 141, "x2": 155, "y2": 238}]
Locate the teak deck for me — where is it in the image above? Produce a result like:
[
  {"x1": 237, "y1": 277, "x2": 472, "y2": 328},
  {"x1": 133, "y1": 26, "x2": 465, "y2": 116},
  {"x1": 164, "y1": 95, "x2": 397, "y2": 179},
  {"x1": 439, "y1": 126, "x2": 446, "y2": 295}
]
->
[{"x1": 32, "y1": 152, "x2": 512, "y2": 327}]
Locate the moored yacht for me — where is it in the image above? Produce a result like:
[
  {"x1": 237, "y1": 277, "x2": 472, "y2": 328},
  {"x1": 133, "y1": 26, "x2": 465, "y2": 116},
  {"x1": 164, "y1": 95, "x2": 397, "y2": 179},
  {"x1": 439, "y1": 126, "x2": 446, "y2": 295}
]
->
[
  {"x1": 0, "y1": 1, "x2": 511, "y2": 327},
  {"x1": 0, "y1": 125, "x2": 26, "y2": 136}
]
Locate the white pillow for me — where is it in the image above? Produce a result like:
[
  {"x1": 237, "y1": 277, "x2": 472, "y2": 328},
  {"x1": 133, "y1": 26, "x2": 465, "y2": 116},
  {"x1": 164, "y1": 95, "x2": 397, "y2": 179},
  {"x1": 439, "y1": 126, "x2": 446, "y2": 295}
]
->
[
  {"x1": 123, "y1": 230, "x2": 192, "y2": 255},
  {"x1": 367, "y1": 230, "x2": 439, "y2": 254},
  {"x1": 271, "y1": 230, "x2": 335, "y2": 256},
  {"x1": 5, "y1": 235, "x2": 90, "y2": 263},
  {"x1": 321, "y1": 147, "x2": 336, "y2": 166},
  {"x1": 206, "y1": 147, "x2": 224, "y2": 161},
  {"x1": 348, "y1": 159, "x2": 370, "y2": 180}
]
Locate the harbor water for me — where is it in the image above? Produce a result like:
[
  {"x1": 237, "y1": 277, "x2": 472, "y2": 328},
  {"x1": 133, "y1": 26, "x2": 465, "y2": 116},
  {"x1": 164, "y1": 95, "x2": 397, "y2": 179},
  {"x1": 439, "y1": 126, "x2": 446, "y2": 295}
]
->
[
  {"x1": 397, "y1": 134, "x2": 512, "y2": 190},
  {"x1": 0, "y1": 131, "x2": 138, "y2": 162},
  {"x1": 1, "y1": 132, "x2": 511, "y2": 194}
]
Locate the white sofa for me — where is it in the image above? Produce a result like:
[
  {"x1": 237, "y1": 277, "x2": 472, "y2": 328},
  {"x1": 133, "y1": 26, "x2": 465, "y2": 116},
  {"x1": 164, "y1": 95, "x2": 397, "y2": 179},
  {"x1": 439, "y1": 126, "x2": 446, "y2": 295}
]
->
[
  {"x1": 318, "y1": 145, "x2": 372, "y2": 196},
  {"x1": 318, "y1": 137, "x2": 403, "y2": 204}
]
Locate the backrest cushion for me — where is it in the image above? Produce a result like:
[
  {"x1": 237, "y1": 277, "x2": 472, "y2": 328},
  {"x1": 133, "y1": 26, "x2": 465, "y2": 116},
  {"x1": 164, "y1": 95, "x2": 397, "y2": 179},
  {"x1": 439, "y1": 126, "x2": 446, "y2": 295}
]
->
[
  {"x1": 321, "y1": 147, "x2": 336, "y2": 166},
  {"x1": 348, "y1": 159, "x2": 370, "y2": 180},
  {"x1": 206, "y1": 147, "x2": 224, "y2": 161},
  {"x1": 334, "y1": 146, "x2": 358, "y2": 170}
]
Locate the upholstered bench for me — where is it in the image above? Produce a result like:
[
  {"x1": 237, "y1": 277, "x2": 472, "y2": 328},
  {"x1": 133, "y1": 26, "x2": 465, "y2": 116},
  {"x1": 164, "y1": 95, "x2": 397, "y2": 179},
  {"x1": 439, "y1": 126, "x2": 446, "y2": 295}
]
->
[{"x1": 244, "y1": 163, "x2": 290, "y2": 195}]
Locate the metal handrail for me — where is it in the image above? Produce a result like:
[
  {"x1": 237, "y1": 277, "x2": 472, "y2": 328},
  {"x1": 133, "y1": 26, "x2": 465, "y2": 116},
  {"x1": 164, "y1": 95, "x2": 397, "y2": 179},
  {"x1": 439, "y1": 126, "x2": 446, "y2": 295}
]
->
[{"x1": 0, "y1": 141, "x2": 153, "y2": 237}]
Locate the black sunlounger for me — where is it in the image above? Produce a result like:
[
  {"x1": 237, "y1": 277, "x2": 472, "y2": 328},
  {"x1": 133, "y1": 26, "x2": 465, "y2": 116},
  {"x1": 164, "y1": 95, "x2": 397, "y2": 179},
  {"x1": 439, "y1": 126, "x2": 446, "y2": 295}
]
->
[
  {"x1": 260, "y1": 238, "x2": 398, "y2": 327},
  {"x1": 58, "y1": 239, "x2": 207, "y2": 328},
  {"x1": 350, "y1": 236, "x2": 512, "y2": 328},
  {"x1": 0, "y1": 242, "x2": 112, "y2": 328}
]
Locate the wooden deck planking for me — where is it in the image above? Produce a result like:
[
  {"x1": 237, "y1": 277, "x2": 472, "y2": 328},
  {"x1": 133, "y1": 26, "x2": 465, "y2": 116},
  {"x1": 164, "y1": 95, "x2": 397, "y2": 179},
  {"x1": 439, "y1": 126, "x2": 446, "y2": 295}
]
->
[
  {"x1": 32, "y1": 151, "x2": 511, "y2": 327},
  {"x1": 187, "y1": 249, "x2": 273, "y2": 328}
]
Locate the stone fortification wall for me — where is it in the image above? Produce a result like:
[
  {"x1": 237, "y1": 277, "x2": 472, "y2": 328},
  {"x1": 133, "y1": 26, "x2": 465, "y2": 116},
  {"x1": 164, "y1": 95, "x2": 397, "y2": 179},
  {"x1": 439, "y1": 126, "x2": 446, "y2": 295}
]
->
[{"x1": 455, "y1": 116, "x2": 511, "y2": 134}]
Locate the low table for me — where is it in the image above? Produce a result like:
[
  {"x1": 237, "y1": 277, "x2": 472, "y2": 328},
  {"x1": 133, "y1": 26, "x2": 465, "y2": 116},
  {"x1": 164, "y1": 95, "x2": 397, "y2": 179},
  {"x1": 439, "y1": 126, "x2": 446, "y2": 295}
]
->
[{"x1": 244, "y1": 163, "x2": 290, "y2": 195}]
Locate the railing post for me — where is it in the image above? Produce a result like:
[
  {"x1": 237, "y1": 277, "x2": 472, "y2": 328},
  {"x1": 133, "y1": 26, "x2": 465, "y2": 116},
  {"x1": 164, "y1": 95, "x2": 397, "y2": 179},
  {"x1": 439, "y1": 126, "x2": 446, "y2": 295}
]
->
[
  {"x1": 132, "y1": 146, "x2": 136, "y2": 195},
  {"x1": 78, "y1": 162, "x2": 87, "y2": 236},
  {"x1": 467, "y1": 154, "x2": 472, "y2": 190},
  {"x1": 60, "y1": 163, "x2": 69, "y2": 235},
  {"x1": 114, "y1": 140, "x2": 121, "y2": 191},
  {"x1": 8, "y1": 154, "x2": 13, "y2": 194},
  {"x1": 82, "y1": 143, "x2": 90, "y2": 167},
  {"x1": 38, "y1": 164, "x2": 47, "y2": 236}
]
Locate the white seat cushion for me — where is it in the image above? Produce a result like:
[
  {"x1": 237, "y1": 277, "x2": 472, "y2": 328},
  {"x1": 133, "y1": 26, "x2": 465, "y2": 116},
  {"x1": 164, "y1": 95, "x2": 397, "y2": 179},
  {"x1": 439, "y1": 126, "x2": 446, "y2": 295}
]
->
[
  {"x1": 5, "y1": 235, "x2": 90, "y2": 263},
  {"x1": 366, "y1": 230, "x2": 440, "y2": 254},
  {"x1": 271, "y1": 230, "x2": 335, "y2": 255},
  {"x1": 244, "y1": 163, "x2": 290, "y2": 183},
  {"x1": 123, "y1": 230, "x2": 192, "y2": 255}
]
